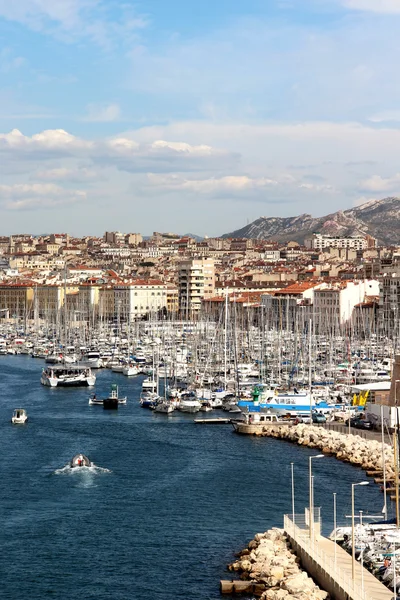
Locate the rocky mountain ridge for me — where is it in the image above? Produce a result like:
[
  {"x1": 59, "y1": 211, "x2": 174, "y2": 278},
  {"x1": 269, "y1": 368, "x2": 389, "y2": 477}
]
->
[{"x1": 222, "y1": 197, "x2": 400, "y2": 245}]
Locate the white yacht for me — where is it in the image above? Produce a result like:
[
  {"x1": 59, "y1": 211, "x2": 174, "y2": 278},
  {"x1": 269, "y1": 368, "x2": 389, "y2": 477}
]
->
[
  {"x1": 82, "y1": 350, "x2": 103, "y2": 369},
  {"x1": 41, "y1": 365, "x2": 96, "y2": 387},
  {"x1": 178, "y1": 395, "x2": 202, "y2": 413},
  {"x1": 122, "y1": 364, "x2": 139, "y2": 376}
]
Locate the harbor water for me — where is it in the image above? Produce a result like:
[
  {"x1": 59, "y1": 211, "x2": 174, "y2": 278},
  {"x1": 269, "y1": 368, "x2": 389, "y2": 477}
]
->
[{"x1": 0, "y1": 356, "x2": 389, "y2": 600}]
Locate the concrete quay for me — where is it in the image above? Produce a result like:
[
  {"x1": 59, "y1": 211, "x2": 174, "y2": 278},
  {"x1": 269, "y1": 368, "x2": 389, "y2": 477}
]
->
[
  {"x1": 285, "y1": 515, "x2": 392, "y2": 600},
  {"x1": 222, "y1": 517, "x2": 393, "y2": 600}
]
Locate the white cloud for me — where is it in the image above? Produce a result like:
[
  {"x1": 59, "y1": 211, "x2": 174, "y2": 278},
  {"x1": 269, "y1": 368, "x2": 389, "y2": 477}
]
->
[
  {"x1": 368, "y1": 110, "x2": 400, "y2": 122},
  {"x1": 299, "y1": 182, "x2": 335, "y2": 192},
  {"x1": 0, "y1": 183, "x2": 86, "y2": 210},
  {"x1": 360, "y1": 173, "x2": 400, "y2": 192},
  {"x1": 343, "y1": 0, "x2": 400, "y2": 13},
  {"x1": 0, "y1": 0, "x2": 147, "y2": 46},
  {"x1": 146, "y1": 174, "x2": 278, "y2": 194},
  {"x1": 150, "y1": 140, "x2": 213, "y2": 155},
  {"x1": 85, "y1": 103, "x2": 121, "y2": 122},
  {"x1": 0, "y1": 128, "x2": 92, "y2": 152}
]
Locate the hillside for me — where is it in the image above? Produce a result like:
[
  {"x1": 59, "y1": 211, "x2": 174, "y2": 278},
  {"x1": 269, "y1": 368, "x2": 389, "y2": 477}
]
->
[{"x1": 222, "y1": 197, "x2": 400, "y2": 245}]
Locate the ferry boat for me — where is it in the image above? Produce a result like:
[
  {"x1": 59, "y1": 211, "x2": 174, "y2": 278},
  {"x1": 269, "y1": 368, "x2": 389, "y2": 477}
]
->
[
  {"x1": 237, "y1": 384, "x2": 342, "y2": 416},
  {"x1": 41, "y1": 365, "x2": 96, "y2": 387}
]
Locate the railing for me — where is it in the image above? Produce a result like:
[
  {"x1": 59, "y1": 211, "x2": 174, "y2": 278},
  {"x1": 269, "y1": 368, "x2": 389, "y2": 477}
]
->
[{"x1": 284, "y1": 514, "x2": 376, "y2": 600}]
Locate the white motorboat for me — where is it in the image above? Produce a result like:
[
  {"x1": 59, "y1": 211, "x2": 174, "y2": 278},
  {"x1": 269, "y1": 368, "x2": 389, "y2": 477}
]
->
[
  {"x1": 70, "y1": 454, "x2": 91, "y2": 468},
  {"x1": 122, "y1": 364, "x2": 139, "y2": 376},
  {"x1": 41, "y1": 365, "x2": 96, "y2": 387},
  {"x1": 142, "y1": 377, "x2": 157, "y2": 392},
  {"x1": 11, "y1": 408, "x2": 28, "y2": 424},
  {"x1": 45, "y1": 353, "x2": 63, "y2": 364},
  {"x1": 82, "y1": 350, "x2": 103, "y2": 368},
  {"x1": 154, "y1": 401, "x2": 175, "y2": 414},
  {"x1": 178, "y1": 395, "x2": 202, "y2": 413}
]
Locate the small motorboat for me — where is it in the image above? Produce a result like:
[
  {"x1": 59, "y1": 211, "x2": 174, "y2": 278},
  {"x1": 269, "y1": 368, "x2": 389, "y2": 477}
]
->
[
  {"x1": 70, "y1": 454, "x2": 91, "y2": 468},
  {"x1": 11, "y1": 408, "x2": 28, "y2": 424}
]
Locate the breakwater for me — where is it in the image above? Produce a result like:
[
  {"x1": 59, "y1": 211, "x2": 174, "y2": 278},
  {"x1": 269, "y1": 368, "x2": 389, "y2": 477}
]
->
[
  {"x1": 253, "y1": 423, "x2": 394, "y2": 481},
  {"x1": 223, "y1": 528, "x2": 328, "y2": 599}
]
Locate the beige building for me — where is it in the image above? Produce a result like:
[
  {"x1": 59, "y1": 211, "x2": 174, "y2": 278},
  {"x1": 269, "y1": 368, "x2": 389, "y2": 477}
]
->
[
  {"x1": 114, "y1": 280, "x2": 168, "y2": 321},
  {"x1": 35, "y1": 285, "x2": 64, "y2": 318},
  {"x1": 0, "y1": 283, "x2": 34, "y2": 319},
  {"x1": 178, "y1": 258, "x2": 215, "y2": 316},
  {"x1": 125, "y1": 233, "x2": 143, "y2": 246}
]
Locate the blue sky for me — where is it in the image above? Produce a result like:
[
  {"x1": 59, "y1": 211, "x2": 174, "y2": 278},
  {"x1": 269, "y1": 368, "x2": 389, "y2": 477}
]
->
[{"x1": 0, "y1": 0, "x2": 400, "y2": 236}]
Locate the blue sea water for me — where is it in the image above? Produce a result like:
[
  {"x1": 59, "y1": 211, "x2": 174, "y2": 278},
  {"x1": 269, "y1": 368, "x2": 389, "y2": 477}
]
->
[{"x1": 0, "y1": 355, "x2": 390, "y2": 600}]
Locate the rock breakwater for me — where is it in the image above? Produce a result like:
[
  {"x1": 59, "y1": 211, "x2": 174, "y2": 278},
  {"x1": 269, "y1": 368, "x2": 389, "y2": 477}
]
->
[
  {"x1": 223, "y1": 528, "x2": 328, "y2": 599},
  {"x1": 259, "y1": 424, "x2": 394, "y2": 480}
]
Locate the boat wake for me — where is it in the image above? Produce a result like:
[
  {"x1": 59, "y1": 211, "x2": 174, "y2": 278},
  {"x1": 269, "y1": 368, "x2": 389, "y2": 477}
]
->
[{"x1": 54, "y1": 463, "x2": 111, "y2": 475}]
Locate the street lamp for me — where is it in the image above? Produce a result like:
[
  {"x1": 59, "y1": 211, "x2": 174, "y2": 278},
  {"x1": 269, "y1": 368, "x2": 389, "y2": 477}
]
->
[
  {"x1": 351, "y1": 481, "x2": 369, "y2": 580},
  {"x1": 309, "y1": 454, "x2": 324, "y2": 539},
  {"x1": 291, "y1": 462, "x2": 295, "y2": 526},
  {"x1": 333, "y1": 492, "x2": 337, "y2": 571}
]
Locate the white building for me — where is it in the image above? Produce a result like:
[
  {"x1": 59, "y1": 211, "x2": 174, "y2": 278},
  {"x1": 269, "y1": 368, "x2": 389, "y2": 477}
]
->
[
  {"x1": 305, "y1": 233, "x2": 368, "y2": 251},
  {"x1": 178, "y1": 258, "x2": 215, "y2": 316},
  {"x1": 114, "y1": 280, "x2": 167, "y2": 321},
  {"x1": 313, "y1": 279, "x2": 379, "y2": 331}
]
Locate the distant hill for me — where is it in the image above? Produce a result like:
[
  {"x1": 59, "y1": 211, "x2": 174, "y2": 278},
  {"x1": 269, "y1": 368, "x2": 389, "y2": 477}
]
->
[
  {"x1": 222, "y1": 197, "x2": 400, "y2": 245},
  {"x1": 182, "y1": 233, "x2": 203, "y2": 242}
]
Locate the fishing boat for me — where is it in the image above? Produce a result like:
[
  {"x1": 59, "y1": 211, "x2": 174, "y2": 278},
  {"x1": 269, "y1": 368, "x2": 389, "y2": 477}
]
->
[
  {"x1": 41, "y1": 365, "x2": 96, "y2": 387},
  {"x1": 11, "y1": 408, "x2": 28, "y2": 424},
  {"x1": 89, "y1": 384, "x2": 127, "y2": 407},
  {"x1": 232, "y1": 411, "x2": 283, "y2": 434}
]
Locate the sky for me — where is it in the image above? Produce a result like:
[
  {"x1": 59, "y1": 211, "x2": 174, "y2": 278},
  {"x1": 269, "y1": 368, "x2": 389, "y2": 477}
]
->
[{"x1": 1, "y1": 0, "x2": 400, "y2": 236}]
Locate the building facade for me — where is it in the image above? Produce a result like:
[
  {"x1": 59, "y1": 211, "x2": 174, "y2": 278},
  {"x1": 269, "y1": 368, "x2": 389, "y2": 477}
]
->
[{"x1": 178, "y1": 258, "x2": 215, "y2": 317}]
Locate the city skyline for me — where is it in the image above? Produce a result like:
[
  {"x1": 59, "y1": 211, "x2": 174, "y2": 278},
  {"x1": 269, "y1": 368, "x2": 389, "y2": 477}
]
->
[{"x1": 1, "y1": 1, "x2": 400, "y2": 236}]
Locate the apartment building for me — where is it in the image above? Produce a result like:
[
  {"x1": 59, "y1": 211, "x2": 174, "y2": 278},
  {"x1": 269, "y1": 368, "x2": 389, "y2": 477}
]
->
[
  {"x1": 305, "y1": 233, "x2": 369, "y2": 251},
  {"x1": 0, "y1": 283, "x2": 34, "y2": 318},
  {"x1": 178, "y1": 258, "x2": 215, "y2": 317},
  {"x1": 114, "y1": 280, "x2": 168, "y2": 321},
  {"x1": 313, "y1": 280, "x2": 379, "y2": 332}
]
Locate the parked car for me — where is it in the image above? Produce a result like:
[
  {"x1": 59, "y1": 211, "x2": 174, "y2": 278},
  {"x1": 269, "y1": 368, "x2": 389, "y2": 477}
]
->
[
  {"x1": 350, "y1": 416, "x2": 373, "y2": 430},
  {"x1": 312, "y1": 412, "x2": 327, "y2": 424},
  {"x1": 294, "y1": 416, "x2": 311, "y2": 425}
]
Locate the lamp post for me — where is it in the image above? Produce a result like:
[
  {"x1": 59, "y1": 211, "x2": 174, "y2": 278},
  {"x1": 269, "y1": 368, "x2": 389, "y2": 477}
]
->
[
  {"x1": 309, "y1": 454, "x2": 324, "y2": 539},
  {"x1": 351, "y1": 481, "x2": 369, "y2": 580},
  {"x1": 291, "y1": 462, "x2": 295, "y2": 526},
  {"x1": 333, "y1": 492, "x2": 337, "y2": 571}
]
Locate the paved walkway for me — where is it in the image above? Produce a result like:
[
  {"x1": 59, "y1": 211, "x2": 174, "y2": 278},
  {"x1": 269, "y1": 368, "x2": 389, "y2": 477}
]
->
[
  {"x1": 284, "y1": 515, "x2": 393, "y2": 600},
  {"x1": 318, "y1": 422, "x2": 392, "y2": 443},
  {"x1": 316, "y1": 534, "x2": 393, "y2": 600}
]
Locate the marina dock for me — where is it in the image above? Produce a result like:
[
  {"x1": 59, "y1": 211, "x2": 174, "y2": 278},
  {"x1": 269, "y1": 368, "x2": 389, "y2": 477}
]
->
[
  {"x1": 193, "y1": 417, "x2": 232, "y2": 424},
  {"x1": 284, "y1": 514, "x2": 393, "y2": 600}
]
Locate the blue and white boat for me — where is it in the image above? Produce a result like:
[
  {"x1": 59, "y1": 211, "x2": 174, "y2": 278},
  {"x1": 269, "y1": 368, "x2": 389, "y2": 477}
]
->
[{"x1": 237, "y1": 384, "x2": 344, "y2": 416}]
